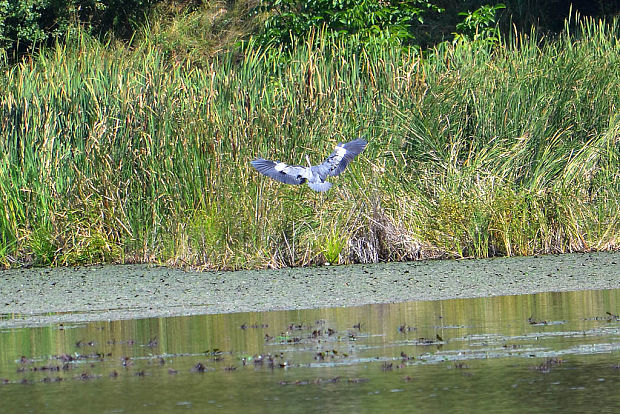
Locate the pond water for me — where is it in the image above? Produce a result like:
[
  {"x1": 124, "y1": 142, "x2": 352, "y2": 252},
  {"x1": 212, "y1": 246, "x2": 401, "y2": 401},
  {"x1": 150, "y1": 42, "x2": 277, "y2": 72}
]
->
[{"x1": 1, "y1": 289, "x2": 619, "y2": 413}]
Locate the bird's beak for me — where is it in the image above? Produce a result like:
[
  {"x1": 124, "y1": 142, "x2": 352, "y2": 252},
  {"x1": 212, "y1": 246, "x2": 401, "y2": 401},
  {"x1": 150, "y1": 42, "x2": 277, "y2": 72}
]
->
[{"x1": 305, "y1": 154, "x2": 312, "y2": 168}]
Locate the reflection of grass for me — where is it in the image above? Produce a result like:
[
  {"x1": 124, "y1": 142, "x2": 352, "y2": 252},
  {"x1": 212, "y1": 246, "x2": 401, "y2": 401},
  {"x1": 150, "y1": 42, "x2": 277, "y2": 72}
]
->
[{"x1": 0, "y1": 15, "x2": 619, "y2": 268}]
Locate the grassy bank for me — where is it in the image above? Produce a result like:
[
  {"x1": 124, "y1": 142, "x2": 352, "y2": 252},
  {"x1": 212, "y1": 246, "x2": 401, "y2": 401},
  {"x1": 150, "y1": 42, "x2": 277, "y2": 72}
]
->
[{"x1": 0, "y1": 15, "x2": 619, "y2": 269}]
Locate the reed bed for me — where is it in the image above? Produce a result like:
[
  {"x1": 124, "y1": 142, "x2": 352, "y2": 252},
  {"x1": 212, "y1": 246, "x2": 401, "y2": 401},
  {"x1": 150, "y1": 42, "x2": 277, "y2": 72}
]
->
[{"x1": 0, "y1": 15, "x2": 618, "y2": 269}]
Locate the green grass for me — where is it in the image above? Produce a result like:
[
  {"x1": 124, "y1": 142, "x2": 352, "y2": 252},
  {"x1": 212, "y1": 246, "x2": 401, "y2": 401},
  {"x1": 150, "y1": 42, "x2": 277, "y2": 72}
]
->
[{"x1": 0, "y1": 14, "x2": 618, "y2": 269}]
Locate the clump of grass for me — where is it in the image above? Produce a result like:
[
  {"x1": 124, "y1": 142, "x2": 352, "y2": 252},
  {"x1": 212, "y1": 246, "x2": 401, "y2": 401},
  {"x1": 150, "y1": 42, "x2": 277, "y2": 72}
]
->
[
  {"x1": 144, "y1": 0, "x2": 262, "y2": 64},
  {"x1": 390, "y1": 14, "x2": 620, "y2": 257},
  {"x1": 0, "y1": 14, "x2": 618, "y2": 269}
]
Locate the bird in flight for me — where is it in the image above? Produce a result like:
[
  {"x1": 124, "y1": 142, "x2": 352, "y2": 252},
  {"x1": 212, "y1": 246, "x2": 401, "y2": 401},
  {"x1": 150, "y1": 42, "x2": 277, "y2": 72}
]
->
[{"x1": 251, "y1": 138, "x2": 367, "y2": 192}]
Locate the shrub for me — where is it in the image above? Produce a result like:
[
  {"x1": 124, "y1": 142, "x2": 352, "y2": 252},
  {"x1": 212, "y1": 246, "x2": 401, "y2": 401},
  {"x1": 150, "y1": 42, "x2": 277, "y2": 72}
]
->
[
  {"x1": 0, "y1": 0, "x2": 158, "y2": 54},
  {"x1": 453, "y1": 3, "x2": 505, "y2": 45},
  {"x1": 253, "y1": 0, "x2": 443, "y2": 48}
]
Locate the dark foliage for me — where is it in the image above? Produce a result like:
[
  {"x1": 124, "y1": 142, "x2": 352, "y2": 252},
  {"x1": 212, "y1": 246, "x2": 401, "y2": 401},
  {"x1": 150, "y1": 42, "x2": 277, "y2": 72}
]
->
[
  {"x1": 253, "y1": 0, "x2": 443, "y2": 48},
  {"x1": 422, "y1": 0, "x2": 620, "y2": 46},
  {"x1": 0, "y1": 0, "x2": 159, "y2": 55},
  {"x1": 253, "y1": 0, "x2": 620, "y2": 50}
]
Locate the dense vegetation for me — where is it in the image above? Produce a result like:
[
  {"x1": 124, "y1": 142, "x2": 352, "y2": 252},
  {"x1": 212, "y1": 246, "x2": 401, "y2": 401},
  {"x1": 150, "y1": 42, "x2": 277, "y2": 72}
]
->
[
  {"x1": 0, "y1": 2, "x2": 619, "y2": 269},
  {"x1": 2, "y1": 1, "x2": 616, "y2": 57},
  {"x1": 0, "y1": 0, "x2": 157, "y2": 53}
]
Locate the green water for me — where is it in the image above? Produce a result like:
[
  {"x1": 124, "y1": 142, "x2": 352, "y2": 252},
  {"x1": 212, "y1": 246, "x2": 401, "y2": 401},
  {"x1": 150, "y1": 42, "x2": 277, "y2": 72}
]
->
[{"x1": 1, "y1": 289, "x2": 619, "y2": 413}]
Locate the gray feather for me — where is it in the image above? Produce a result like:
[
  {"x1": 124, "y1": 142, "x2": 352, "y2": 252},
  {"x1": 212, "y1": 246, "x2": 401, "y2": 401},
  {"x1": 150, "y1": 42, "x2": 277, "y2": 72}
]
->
[
  {"x1": 313, "y1": 138, "x2": 367, "y2": 178},
  {"x1": 251, "y1": 138, "x2": 367, "y2": 191},
  {"x1": 251, "y1": 159, "x2": 307, "y2": 185},
  {"x1": 307, "y1": 181, "x2": 332, "y2": 192}
]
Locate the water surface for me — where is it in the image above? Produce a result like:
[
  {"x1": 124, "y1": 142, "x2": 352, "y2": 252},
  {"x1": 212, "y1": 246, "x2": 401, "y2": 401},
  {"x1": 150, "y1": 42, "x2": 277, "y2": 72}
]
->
[{"x1": 1, "y1": 289, "x2": 619, "y2": 413}]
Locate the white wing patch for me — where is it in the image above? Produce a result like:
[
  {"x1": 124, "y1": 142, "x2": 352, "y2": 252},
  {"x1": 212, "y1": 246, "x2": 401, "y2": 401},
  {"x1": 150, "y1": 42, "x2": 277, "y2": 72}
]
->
[
  {"x1": 334, "y1": 145, "x2": 346, "y2": 161},
  {"x1": 274, "y1": 162, "x2": 287, "y2": 172}
]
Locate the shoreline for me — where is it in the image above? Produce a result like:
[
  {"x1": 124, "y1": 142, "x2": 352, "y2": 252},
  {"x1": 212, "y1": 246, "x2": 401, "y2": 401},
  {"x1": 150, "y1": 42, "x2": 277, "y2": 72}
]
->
[{"x1": 2, "y1": 251, "x2": 620, "y2": 329}]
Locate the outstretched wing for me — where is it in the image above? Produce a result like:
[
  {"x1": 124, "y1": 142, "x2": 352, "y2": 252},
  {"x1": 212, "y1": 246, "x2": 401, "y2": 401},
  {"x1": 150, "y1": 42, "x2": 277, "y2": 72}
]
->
[
  {"x1": 312, "y1": 138, "x2": 367, "y2": 178},
  {"x1": 251, "y1": 159, "x2": 308, "y2": 185}
]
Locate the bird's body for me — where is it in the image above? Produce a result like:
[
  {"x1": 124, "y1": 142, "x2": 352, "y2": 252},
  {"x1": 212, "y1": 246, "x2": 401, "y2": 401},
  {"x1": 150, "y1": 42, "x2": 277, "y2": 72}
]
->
[{"x1": 251, "y1": 138, "x2": 367, "y2": 192}]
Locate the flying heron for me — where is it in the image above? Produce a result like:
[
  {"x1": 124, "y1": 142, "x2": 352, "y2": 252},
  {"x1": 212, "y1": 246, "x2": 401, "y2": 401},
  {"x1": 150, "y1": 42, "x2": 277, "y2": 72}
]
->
[{"x1": 251, "y1": 138, "x2": 367, "y2": 192}]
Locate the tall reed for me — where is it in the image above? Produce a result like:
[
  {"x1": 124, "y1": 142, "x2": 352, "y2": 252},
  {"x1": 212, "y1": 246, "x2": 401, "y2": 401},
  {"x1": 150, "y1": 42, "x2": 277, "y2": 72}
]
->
[{"x1": 0, "y1": 15, "x2": 618, "y2": 269}]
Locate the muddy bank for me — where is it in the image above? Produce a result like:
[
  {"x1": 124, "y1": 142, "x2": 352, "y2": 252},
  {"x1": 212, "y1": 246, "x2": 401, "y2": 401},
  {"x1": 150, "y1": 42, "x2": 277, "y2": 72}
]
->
[{"x1": 2, "y1": 252, "x2": 620, "y2": 328}]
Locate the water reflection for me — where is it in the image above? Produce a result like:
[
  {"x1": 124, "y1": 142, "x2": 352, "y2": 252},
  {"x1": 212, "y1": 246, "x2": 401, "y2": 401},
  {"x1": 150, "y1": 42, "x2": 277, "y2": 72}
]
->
[{"x1": 1, "y1": 289, "x2": 619, "y2": 413}]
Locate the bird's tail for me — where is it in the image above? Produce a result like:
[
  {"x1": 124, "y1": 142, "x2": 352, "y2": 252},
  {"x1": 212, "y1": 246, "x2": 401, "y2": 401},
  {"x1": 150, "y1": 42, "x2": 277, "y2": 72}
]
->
[{"x1": 307, "y1": 181, "x2": 332, "y2": 192}]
